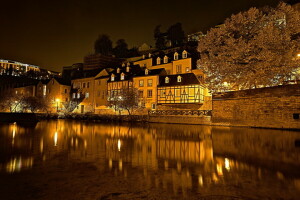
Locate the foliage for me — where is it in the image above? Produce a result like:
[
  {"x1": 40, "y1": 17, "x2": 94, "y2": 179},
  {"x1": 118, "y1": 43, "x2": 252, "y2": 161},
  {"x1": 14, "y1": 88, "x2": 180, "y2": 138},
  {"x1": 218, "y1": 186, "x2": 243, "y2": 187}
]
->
[
  {"x1": 23, "y1": 96, "x2": 50, "y2": 113},
  {"x1": 167, "y1": 23, "x2": 185, "y2": 47},
  {"x1": 154, "y1": 25, "x2": 166, "y2": 50},
  {"x1": 198, "y1": 2, "x2": 300, "y2": 92},
  {"x1": 107, "y1": 87, "x2": 139, "y2": 115},
  {"x1": 113, "y1": 39, "x2": 129, "y2": 58},
  {"x1": 94, "y1": 34, "x2": 113, "y2": 55}
]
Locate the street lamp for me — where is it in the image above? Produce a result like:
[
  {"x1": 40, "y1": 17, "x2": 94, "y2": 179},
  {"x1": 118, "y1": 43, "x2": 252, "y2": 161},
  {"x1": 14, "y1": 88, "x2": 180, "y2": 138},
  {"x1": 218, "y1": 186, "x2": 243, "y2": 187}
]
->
[{"x1": 55, "y1": 98, "x2": 60, "y2": 112}]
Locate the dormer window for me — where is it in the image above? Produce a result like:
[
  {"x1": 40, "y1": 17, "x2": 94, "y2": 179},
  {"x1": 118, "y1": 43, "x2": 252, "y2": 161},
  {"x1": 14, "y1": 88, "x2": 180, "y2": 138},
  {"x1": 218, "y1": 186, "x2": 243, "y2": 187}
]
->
[
  {"x1": 145, "y1": 69, "x2": 149, "y2": 75},
  {"x1": 111, "y1": 74, "x2": 115, "y2": 81},
  {"x1": 142, "y1": 54, "x2": 145, "y2": 59},
  {"x1": 174, "y1": 52, "x2": 179, "y2": 60},
  {"x1": 127, "y1": 62, "x2": 130, "y2": 67},
  {"x1": 148, "y1": 53, "x2": 151, "y2": 58},
  {"x1": 164, "y1": 56, "x2": 168, "y2": 64},
  {"x1": 126, "y1": 66, "x2": 130, "y2": 72},
  {"x1": 177, "y1": 75, "x2": 182, "y2": 82},
  {"x1": 117, "y1": 68, "x2": 120, "y2": 73},
  {"x1": 157, "y1": 57, "x2": 161, "y2": 65},
  {"x1": 165, "y1": 77, "x2": 169, "y2": 83},
  {"x1": 120, "y1": 73, "x2": 125, "y2": 80},
  {"x1": 122, "y1": 63, "x2": 125, "y2": 67},
  {"x1": 182, "y1": 50, "x2": 187, "y2": 59}
]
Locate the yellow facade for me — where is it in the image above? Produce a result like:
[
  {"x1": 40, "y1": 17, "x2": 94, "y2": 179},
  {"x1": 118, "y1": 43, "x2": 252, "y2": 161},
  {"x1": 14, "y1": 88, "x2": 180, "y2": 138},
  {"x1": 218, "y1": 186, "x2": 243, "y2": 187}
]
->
[
  {"x1": 46, "y1": 78, "x2": 70, "y2": 112},
  {"x1": 133, "y1": 75, "x2": 159, "y2": 109},
  {"x1": 94, "y1": 77, "x2": 109, "y2": 113},
  {"x1": 133, "y1": 58, "x2": 152, "y2": 68},
  {"x1": 72, "y1": 77, "x2": 95, "y2": 113},
  {"x1": 172, "y1": 58, "x2": 192, "y2": 74}
]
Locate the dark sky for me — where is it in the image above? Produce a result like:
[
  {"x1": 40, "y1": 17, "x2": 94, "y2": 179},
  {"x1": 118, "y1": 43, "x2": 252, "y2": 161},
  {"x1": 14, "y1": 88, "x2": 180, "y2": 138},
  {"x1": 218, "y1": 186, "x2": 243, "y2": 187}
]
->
[{"x1": 0, "y1": 0, "x2": 284, "y2": 71}]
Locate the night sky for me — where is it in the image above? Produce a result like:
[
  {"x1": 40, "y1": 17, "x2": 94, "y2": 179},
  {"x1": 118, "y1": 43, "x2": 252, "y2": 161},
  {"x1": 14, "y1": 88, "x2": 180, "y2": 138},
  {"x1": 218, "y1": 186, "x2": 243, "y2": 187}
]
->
[{"x1": 0, "y1": 0, "x2": 285, "y2": 71}]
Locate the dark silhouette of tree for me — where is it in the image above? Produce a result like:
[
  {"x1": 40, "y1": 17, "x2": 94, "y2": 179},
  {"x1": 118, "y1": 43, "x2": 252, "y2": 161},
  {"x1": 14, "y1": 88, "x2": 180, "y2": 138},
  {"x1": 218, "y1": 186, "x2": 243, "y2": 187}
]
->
[
  {"x1": 94, "y1": 34, "x2": 113, "y2": 55},
  {"x1": 167, "y1": 23, "x2": 185, "y2": 47},
  {"x1": 127, "y1": 47, "x2": 140, "y2": 57},
  {"x1": 113, "y1": 39, "x2": 128, "y2": 58},
  {"x1": 154, "y1": 25, "x2": 166, "y2": 50}
]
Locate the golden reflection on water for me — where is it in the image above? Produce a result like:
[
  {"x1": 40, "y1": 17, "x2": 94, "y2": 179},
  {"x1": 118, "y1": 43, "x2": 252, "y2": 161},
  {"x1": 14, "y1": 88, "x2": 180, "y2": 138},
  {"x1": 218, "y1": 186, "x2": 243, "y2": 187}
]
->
[{"x1": 0, "y1": 120, "x2": 300, "y2": 198}]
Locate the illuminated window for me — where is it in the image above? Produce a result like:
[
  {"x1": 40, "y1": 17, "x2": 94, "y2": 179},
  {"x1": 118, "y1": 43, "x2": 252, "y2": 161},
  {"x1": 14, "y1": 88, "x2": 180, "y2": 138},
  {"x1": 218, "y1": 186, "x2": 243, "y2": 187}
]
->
[
  {"x1": 85, "y1": 93, "x2": 89, "y2": 98},
  {"x1": 177, "y1": 75, "x2": 182, "y2": 82},
  {"x1": 147, "y1": 79, "x2": 153, "y2": 86},
  {"x1": 139, "y1": 80, "x2": 144, "y2": 87},
  {"x1": 77, "y1": 93, "x2": 80, "y2": 98},
  {"x1": 126, "y1": 66, "x2": 130, "y2": 72},
  {"x1": 72, "y1": 93, "x2": 76, "y2": 98},
  {"x1": 186, "y1": 67, "x2": 190, "y2": 72},
  {"x1": 157, "y1": 57, "x2": 161, "y2": 65},
  {"x1": 122, "y1": 63, "x2": 125, "y2": 67},
  {"x1": 117, "y1": 68, "x2": 120, "y2": 73},
  {"x1": 121, "y1": 73, "x2": 125, "y2": 80},
  {"x1": 147, "y1": 89, "x2": 153, "y2": 98},
  {"x1": 164, "y1": 56, "x2": 168, "y2": 63},
  {"x1": 142, "y1": 54, "x2": 145, "y2": 59},
  {"x1": 182, "y1": 50, "x2": 187, "y2": 58},
  {"x1": 165, "y1": 77, "x2": 169, "y2": 83},
  {"x1": 43, "y1": 85, "x2": 46, "y2": 96},
  {"x1": 145, "y1": 69, "x2": 148, "y2": 75},
  {"x1": 111, "y1": 74, "x2": 115, "y2": 81},
  {"x1": 174, "y1": 52, "x2": 179, "y2": 60},
  {"x1": 148, "y1": 53, "x2": 152, "y2": 58}
]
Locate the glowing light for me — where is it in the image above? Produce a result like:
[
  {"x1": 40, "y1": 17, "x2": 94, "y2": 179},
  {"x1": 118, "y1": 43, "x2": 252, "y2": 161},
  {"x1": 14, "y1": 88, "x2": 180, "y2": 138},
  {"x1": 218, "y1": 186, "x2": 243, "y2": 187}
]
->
[
  {"x1": 40, "y1": 139, "x2": 44, "y2": 153},
  {"x1": 117, "y1": 139, "x2": 121, "y2": 151},
  {"x1": 225, "y1": 158, "x2": 230, "y2": 171},
  {"x1": 55, "y1": 98, "x2": 60, "y2": 103},
  {"x1": 119, "y1": 159, "x2": 122, "y2": 171},
  {"x1": 54, "y1": 131, "x2": 58, "y2": 146},
  {"x1": 109, "y1": 158, "x2": 112, "y2": 169},
  {"x1": 6, "y1": 157, "x2": 33, "y2": 173},
  {"x1": 216, "y1": 163, "x2": 223, "y2": 176},
  {"x1": 297, "y1": 53, "x2": 300, "y2": 57},
  {"x1": 198, "y1": 175, "x2": 203, "y2": 186}
]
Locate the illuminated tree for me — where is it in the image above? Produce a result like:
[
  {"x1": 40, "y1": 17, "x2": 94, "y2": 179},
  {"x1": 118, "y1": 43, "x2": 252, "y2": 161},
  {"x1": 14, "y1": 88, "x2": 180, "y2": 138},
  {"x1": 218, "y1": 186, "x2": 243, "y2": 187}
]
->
[
  {"x1": 198, "y1": 2, "x2": 300, "y2": 92},
  {"x1": 23, "y1": 96, "x2": 50, "y2": 113},
  {"x1": 94, "y1": 34, "x2": 113, "y2": 55}
]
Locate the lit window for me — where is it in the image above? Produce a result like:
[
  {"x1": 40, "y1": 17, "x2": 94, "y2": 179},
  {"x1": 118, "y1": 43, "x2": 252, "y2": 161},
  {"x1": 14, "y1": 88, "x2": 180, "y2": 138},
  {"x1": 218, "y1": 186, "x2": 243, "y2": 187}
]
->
[
  {"x1": 157, "y1": 57, "x2": 161, "y2": 65},
  {"x1": 145, "y1": 69, "x2": 148, "y2": 75},
  {"x1": 164, "y1": 56, "x2": 168, "y2": 63},
  {"x1": 139, "y1": 80, "x2": 144, "y2": 87},
  {"x1": 142, "y1": 54, "x2": 145, "y2": 59},
  {"x1": 121, "y1": 73, "x2": 125, "y2": 80},
  {"x1": 148, "y1": 53, "x2": 152, "y2": 58},
  {"x1": 126, "y1": 66, "x2": 130, "y2": 72},
  {"x1": 147, "y1": 79, "x2": 153, "y2": 86},
  {"x1": 85, "y1": 93, "x2": 89, "y2": 98},
  {"x1": 111, "y1": 74, "x2": 115, "y2": 81},
  {"x1": 165, "y1": 77, "x2": 169, "y2": 83},
  {"x1": 182, "y1": 50, "x2": 187, "y2": 58},
  {"x1": 186, "y1": 67, "x2": 190, "y2": 72},
  {"x1": 117, "y1": 68, "x2": 120, "y2": 73},
  {"x1": 174, "y1": 52, "x2": 179, "y2": 60},
  {"x1": 177, "y1": 76, "x2": 182, "y2": 82},
  {"x1": 122, "y1": 63, "x2": 125, "y2": 67},
  {"x1": 77, "y1": 93, "x2": 80, "y2": 98},
  {"x1": 147, "y1": 89, "x2": 153, "y2": 98},
  {"x1": 72, "y1": 93, "x2": 76, "y2": 98}
]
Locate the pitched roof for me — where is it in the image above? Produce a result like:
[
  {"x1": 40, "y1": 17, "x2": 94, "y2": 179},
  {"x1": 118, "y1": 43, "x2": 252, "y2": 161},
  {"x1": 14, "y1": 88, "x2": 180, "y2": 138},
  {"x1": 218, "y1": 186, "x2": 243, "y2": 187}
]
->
[
  {"x1": 71, "y1": 68, "x2": 103, "y2": 80},
  {"x1": 134, "y1": 68, "x2": 166, "y2": 77},
  {"x1": 107, "y1": 64, "x2": 142, "y2": 82},
  {"x1": 158, "y1": 73, "x2": 201, "y2": 87}
]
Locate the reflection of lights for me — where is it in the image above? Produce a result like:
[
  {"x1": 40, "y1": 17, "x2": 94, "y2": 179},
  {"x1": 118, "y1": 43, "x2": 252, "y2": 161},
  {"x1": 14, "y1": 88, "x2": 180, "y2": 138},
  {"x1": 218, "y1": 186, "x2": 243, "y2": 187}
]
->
[
  {"x1": 198, "y1": 175, "x2": 203, "y2": 186},
  {"x1": 212, "y1": 173, "x2": 219, "y2": 182},
  {"x1": 84, "y1": 140, "x2": 87, "y2": 149},
  {"x1": 54, "y1": 131, "x2": 58, "y2": 146},
  {"x1": 119, "y1": 159, "x2": 122, "y2": 171},
  {"x1": 40, "y1": 139, "x2": 43, "y2": 153},
  {"x1": 117, "y1": 139, "x2": 121, "y2": 151},
  {"x1": 6, "y1": 157, "x2": 33, "y2": 173},
  {"x1": 109, "y1": 158, "x2": 112, "y2": 169},
  {"x1": 217, "y1": 163, "x2": 223, "y2": 176},
  {"x1": 164, "y1": 160, "x2": 168, "y2": 170},
  {"x1": 277, "y1": 171, "x2": 284, "y2": 180},
  {"x1": 177, "y1": 162, "x2": 181, "y2": 172},
  {"x1": 225, "y1": 158, "x2": 230, "y2": 171}
]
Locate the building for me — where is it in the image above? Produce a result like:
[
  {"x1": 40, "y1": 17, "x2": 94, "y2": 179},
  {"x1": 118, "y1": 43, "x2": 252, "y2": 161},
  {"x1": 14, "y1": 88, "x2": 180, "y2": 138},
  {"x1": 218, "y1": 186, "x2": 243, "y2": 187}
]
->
[
  {"x1": 0, "y1": 59, "x2": 40, "y2": 76},
  {"x1": 83, "y1": 54, "x2": 122, "y2": 70}
]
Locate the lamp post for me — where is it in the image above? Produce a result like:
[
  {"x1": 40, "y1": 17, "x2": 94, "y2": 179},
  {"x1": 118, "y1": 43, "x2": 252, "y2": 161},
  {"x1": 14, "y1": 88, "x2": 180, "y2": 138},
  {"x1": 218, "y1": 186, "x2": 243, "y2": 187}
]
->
[{"x1": 55, "y1": 98, "x2": 60, "y2": 112}]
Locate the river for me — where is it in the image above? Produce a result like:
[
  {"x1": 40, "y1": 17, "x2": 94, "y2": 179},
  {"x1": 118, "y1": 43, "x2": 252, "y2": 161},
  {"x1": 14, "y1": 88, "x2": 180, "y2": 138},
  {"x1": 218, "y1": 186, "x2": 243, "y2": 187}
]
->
[{"x1": 0, "y1": 120, "x2": 299, "y2": 200}]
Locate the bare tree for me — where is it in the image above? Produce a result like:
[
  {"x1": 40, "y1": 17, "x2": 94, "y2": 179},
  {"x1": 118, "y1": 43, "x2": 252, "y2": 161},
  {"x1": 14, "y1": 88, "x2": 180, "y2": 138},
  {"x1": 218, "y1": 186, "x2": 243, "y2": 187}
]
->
[{"x1": 198, "y1": 2, "x2": 300, "y2": 92}]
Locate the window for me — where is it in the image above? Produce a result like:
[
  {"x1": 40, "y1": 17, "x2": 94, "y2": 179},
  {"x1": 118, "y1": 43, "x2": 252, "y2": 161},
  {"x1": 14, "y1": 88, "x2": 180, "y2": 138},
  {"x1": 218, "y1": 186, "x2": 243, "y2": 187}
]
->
[
  {"x1": 139, "y1": 80, "x2": 144, "y2": 87},
  {"x1": 43, "y1": 85, "x2": 46, "y2": 96},
  {"x1": 147, "y1": 89, "x2": 153, "y2": 98},
  {"x1": 111, "y1": 74, "x2": 115, "y2": 81},
  {"x1": 164, "y1": 56, "x2": 168, "y2": 63},
  {"x1": 117, "y1": 68, "x2": 120, "y2": 73},
  {"x1": 122, "y1": 63, "x2": 125, "y2": 67},
  {"x1": 77, "y1": 93, "x2": 80, "y2": 98},
  {"x1": 148, "y1": 53, "x2": 152, "y2": 58},
  {"x1": 65, "y1": 88, "x2": 68, "y2": 93},
  {"x1": 98, "y1": 80, "x2": 101, "y2": 85},
  {"x1": 182, "y1": 50, "x2": 187, "y2": 58},
  {"x1": 147, "y1": 79, "x2": 153, "y2": 87},
  {"x1": 161, "y1": 89, "x2": 166, "y2": 97},
  {"x1": 85, "y1": 92, "x2": 89, "y2": 98},
  {"x1": 83, "y1": 83, "x2": 86, "y2": 88},
  {"x1": 87, "y1": 82, "x2": 90, "y2": 88},
  {"x1": 156, "y1": 57, "x2": 161, "y2": 65},
  {"x1": 144, "y1": 63, "x2": 147, "y2": 67},
  {"x1": 138, "y1": 90, "x2": 144, "y2": 98},
  {"x1": 293, "y1": 113, "x2": 300, "y2": 120},
  {"x1": 102, "y1": 91, "x2": 105, "y2": 99},
  {"x1": 142, "y1": 54, "x2": 145, "y2": 59},
  {"x1": 165, "y1": 77, "x2": 169, "y2": 83},
  {"x1": 177, "y1": 75, "x2": 182, "y2": 82},
  {"x1": 186, "y1": 67, "x2": 190, "y2": 72},
  {"x1": 145, "y1": 69, "x2": 148, "y2": 75},
  {"x1": 66, "y1": 98, "x2": 68, "y2": 102},
  {"x1": 120, "y1": 73, "x2": 125, "y2": 80},
  {"x1": 174, "y1": 52, "x2": 179, "y2": 60},
  {"x1": 126, "y1": 66, "x2": 130, "y2": 72},
  {"x1": 72, "y1": 93, "x2": 76, "y2": 98},
  {"x1": 176, "y1": 65, "x2": 182, "y2": 74},
  {"x1": 151, "y1": 103, "x2": 156, "y2": 110}
]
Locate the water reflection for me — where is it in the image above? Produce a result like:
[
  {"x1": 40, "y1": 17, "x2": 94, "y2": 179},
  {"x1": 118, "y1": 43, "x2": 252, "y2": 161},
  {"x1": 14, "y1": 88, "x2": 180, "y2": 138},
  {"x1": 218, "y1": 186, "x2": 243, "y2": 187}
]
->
[{"x1": 0, "y1": 120, "x2": 299, "y2": 199}]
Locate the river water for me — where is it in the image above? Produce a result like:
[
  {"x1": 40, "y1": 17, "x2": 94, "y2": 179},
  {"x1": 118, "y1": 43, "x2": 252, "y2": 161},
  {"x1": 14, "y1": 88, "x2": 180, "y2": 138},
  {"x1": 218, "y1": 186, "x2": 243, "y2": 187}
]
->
[{"x1": 0, "y1": 120, "x2": 299, "y2": 200}]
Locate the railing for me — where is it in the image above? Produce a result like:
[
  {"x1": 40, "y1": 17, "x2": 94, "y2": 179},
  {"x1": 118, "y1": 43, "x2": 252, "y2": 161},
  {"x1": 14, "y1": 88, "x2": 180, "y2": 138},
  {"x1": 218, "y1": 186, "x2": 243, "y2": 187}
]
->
[{"x1": 149, "y1": 110, "x2": 212, "y2": 116}]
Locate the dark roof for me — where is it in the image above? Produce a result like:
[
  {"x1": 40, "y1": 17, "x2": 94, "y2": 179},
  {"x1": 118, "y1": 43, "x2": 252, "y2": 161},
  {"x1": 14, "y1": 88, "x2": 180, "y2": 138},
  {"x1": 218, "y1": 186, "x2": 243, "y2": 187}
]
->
[
  {"x1": 54, "y1": 77, "x2": 71, "y2": 86},
  {"x1": 158, "y1": 73, "x2": 201, "y2": 87},
  {"x1": 107, "y1": 64, "x2": 142, "y2": 82},
  {"x1": 71, "y1": 68, "x2": 102, "y2": 80},
  {"x1": 95, "y1": 75, "x2": 110, "y2": 80},
  {"x1": 135, "y1": 68, "x2": 166, "y2": 77}
]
